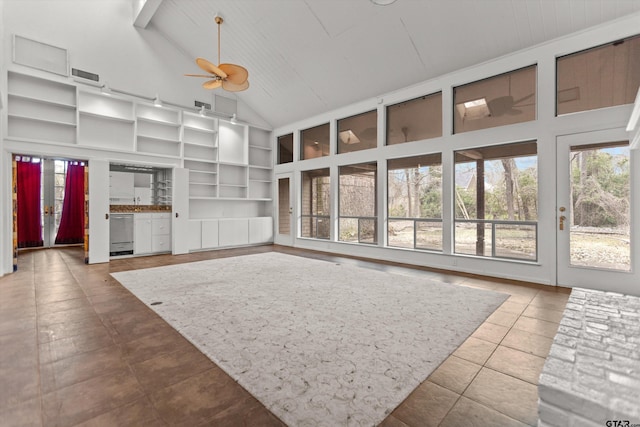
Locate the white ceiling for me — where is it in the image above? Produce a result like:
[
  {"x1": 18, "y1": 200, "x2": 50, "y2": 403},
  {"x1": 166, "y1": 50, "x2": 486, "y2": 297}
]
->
[{"x1": 148, "y1": 0, "x2": 640, "y2": 128}]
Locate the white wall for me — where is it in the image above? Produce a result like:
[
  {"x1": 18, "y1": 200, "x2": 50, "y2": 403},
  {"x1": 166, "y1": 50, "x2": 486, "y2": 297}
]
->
[{"x1": 273, "y1": 12, "x2": 640, "y2": 293}]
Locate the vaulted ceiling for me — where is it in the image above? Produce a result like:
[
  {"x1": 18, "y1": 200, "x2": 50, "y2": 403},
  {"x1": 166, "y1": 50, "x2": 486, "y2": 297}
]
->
[{"x1": 146, "y1": 0, "x2": 640, "y2": 128}]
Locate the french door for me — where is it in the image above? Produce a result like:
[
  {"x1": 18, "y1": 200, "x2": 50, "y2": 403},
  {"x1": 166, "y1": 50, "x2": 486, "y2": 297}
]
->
[
  {"x1": 556, "y1": 129, "x2": 638, "y2": 294},
  {"x1": 15, "y1": 156, "x2": 85, "y2": 249},
  {"x1": 275, "y1": 173, "x2": 294, "y2": 245}
]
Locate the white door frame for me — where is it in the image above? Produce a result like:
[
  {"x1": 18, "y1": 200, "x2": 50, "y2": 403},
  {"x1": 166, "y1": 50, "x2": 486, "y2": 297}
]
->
[
  {"x1": 556, "y1": 128, "x2": 639, "y2": 295},
  {"x1": 274, "y1": 173, "x2": 294, "y2": 246}
]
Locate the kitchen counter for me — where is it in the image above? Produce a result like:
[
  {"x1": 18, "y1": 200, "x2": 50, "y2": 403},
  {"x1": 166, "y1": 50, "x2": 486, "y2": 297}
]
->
[{"x1": 110, "y1": 205, "x2": 172, "y2": 213}]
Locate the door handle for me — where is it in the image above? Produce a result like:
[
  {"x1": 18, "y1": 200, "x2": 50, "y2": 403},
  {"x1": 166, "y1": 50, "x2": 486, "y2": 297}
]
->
[
  {"x1": 44, "y1": 206, "x2": 49, "y2": 215},
  {"x1": 559, "y1": 215, "x2": 566, "y2": 231}
]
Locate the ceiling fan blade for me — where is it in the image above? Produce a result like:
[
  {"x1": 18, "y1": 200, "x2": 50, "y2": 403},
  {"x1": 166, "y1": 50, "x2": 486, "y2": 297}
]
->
[
  {"x1": 513, "y1": 93, "x2": 535, "y2": 106},
  {"x1": 196, "y1": 57, "x2": 227, "y2": 79},
  {"x1": 184, "y1": 74, "x2": 215, "y2": 78},
  {"x1": 203, "y1": 80, "x2": 222, "y2": 90},
  {"x1": 222, "y1": 80, "x2": 249, "y2": 92},
  {"x1": 219, "y1": 63, "x2": 249, "y2": 85}
]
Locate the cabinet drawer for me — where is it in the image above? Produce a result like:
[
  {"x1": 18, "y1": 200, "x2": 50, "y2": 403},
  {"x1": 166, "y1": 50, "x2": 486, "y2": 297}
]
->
[
  {"x1": 152, "y1": 235, "x2": 171, "y2": 252},
  {"x1": 152, "y1": 218, "x2": 171, "y2": 235}
]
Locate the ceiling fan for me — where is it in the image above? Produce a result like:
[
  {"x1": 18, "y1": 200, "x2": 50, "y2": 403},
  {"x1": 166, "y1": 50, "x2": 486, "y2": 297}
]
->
[{"x1": 184, "y1": 15, "x2": 249, "y2": 92}]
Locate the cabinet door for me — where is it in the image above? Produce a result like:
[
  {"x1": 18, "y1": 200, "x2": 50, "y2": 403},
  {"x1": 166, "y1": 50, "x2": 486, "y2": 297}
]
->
[
  {"x1": 134, "y1": 218, "x2": 152, "y2": 254},
  {"x1": 110, "y1": 171, "x2": 134, "y2": 200}
]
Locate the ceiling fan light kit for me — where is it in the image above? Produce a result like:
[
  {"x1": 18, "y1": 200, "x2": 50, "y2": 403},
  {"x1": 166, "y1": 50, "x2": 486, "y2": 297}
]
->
[{"x1": 185, "y1": 15, "x2": 250, "y2": 92}]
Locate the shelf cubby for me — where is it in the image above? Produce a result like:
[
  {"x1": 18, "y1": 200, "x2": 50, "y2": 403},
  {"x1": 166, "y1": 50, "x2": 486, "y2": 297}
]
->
[
  {"x1": 218, "y1": 163, "x2": 247, "y2": 187},
  {"x1": 137, "y1": 135, "x2": 181, "y2": 158},
  {"x1": 184, "y1": 144, "x2": 217, "y2": 162}
]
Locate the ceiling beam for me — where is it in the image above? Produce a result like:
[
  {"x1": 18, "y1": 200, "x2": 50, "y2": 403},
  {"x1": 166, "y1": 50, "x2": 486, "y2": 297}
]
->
[{"x1": 133, "y1": 0, "x2": 163, "y2": 29}]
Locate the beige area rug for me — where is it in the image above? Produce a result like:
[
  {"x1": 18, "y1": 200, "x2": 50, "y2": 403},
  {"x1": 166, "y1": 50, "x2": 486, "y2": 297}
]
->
[{"x1": 112, "y1": 252, "x2": 507, "y2": 426}]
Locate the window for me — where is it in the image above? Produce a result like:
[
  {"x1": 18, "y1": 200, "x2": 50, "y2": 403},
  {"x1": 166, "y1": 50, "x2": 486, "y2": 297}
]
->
[
  {"x1": 387, "y1": 154, "x2": 442, "y2": 250},
  {"x1": 557, "y1": 34, "x2": 640, "y2": 115},
  {"x1": 339, "y1": 162, "x2": 377, "y2": 244},
  {"x1": 454, "y1": 141, "x2": 538, "y2": 261},
  {"x1": 337, "y1": 110, "x2": 377, "y2": 154},
  {"x1": 386, "y1": 92, "x2": 442, "y2": 145},
  {"x1": 301, "y1": 168, "x2": 330, "y2": 239},
  {"x1": 301, "y1": 123, "x2": 330, "y2": 160},
  {"x1": 277, "y1": 133, "x2": 293, "y2": 164},
  {"x1": 453, "y1": 65, "x2": 537, "y2": 134}
]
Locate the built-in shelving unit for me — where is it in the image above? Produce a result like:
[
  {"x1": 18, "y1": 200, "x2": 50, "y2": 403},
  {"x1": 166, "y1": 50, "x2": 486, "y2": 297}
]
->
[
  {"x1": 78, "y1": 90, "x2": 135, "y2": 151},
  {"x1": 4, "y1": 71, "x2": 275, "y2": 255},
  {"x1": 248, "y1": 127, "x2": 273, "y2": 200},
  {"x1": 7, "y1": 72, "x2": 77, "y2": 144},
  {"x1": 135, "y1": 103, "x2": 181, "y2": 158}
]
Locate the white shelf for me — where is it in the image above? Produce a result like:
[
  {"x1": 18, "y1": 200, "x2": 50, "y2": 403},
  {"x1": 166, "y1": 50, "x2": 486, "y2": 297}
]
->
[
  {"x1": 248, "y1": 164, "x2": 272, "y2": 170},
  {"x1": 79, "y1": 110, "x2": 135, "y2": 123},
  {"x1": 183, "y1": 141, "x2": 217, "y2": 148},
  {"x1": 249, "y1": 179, "x2": 273, "y2": 183},
  {"x1": 219, "y1": 183, "x2": 248, "y2": 188},
  {"x1": 184, "y1": 125, "x2": 217, "y2": 134},
  {"x1": 189, "y1": 182, "x2": 218, "y2": 186},
  {"x1": 137, "y1": 134, "x2": 180, "y2": 143},
  {"x1": 137, "y1": 116, "x2": 181, "y2": 127},
  {"x1": 188, "y1": 169, "x2": 217, "y2": 175},
  {"x1": 8, "y1": 113, "x2": 76, "y2": 127},
  {"x1": 184, "y1": 157, "x2": 217, "y2": 164},
  {"x1": 219, "y1": 161, "x2": 248, "y2": 167},
  {"x1": 248, "y1": 144, "x2": 272, "y2": 151},
  {"x1": 8, "y1": 92, "x2": 76, "y2": 109}
]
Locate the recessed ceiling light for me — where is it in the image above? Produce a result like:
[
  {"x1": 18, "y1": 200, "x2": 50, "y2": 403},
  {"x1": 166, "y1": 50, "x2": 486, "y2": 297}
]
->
[{"x1": 371, "y1": 0, "x2": 397, "y2": 5}]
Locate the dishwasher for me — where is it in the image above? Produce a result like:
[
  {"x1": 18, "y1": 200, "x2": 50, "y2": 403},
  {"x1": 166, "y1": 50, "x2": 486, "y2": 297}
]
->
[{"x1": 110, "y1": 214, "x2": 134, "y2": 256}]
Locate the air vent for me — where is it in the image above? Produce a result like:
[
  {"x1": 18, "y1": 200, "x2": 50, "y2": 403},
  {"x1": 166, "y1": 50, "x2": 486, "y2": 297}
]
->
[
  {"x1": 194, "y1": 100, "x2": 211, "y2": 110},
  {"x1": 72, "y1": 68, "x2": 100, "y2": 82}
]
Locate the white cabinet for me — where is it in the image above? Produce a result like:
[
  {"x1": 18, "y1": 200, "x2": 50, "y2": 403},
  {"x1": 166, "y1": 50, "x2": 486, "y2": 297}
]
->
[
  {"x1": 110, "y1": 171, "x2": 134, "y2": 203},
  {"x1": 134, "y1": 214, "x2": 152, "y2": 254},
  {"x1": 134, "y1": 213, "x2": 171, "y2": 254},
  {"x1": 249, "y1": 217, "x2": 273, "y2": 244}
]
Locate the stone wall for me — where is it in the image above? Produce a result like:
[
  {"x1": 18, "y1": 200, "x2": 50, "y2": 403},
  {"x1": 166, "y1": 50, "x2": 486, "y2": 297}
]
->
[{"x1": 538, "y1": 288, "x2": 640, "y2": 427}]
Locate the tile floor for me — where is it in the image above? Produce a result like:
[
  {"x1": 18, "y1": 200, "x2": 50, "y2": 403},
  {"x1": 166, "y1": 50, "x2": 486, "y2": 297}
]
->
[{"x1": 0, "y1": 245, "x2": 570, "y2": 426}]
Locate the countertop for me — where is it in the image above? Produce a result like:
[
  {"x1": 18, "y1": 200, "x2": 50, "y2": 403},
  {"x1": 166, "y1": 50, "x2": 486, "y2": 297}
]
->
[{"x1": 110, "y1": 205, "x2": 172, "y2": 213}]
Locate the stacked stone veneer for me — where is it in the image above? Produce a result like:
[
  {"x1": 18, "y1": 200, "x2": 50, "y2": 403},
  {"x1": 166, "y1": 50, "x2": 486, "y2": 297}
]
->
[{"x1": 538, "y1": 288, "x2": 640, "y2": 427}]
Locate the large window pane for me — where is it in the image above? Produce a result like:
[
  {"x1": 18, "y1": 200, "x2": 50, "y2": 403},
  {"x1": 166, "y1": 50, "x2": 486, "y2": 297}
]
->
[
  {"x1": 557, "y1": 34, "x2": 640, "y2": 115},
  {"x1": 337, "y1": 110, "x2": 377, "y2": 154},
  {"x1": 277, "y1": 133, "x2": 293, "y2": 164},
  {"x1": 454, "y1": 65, "x2": 537, "y2": 134},
  {"x1": 454, "y1": 141, "x2": 538, "y2": 261},
  {"x1": 301, "y1": 123, "x2": 330, "y2": 160},
  {"x1": 569, "y1": 142, "x2": 630, "y2": 271},
  {"x1": 387, "y1": 92, "x2": 442, "y2": 145},
  {"x1": 301, "y1": 168, "x2": 330, "y2": 239},
  {"x1": 339, "y1": 162, "x2": 377, "y2": 243},
  {"x1": 387, "y1": 153, "x2": 442, "y2": 251}
]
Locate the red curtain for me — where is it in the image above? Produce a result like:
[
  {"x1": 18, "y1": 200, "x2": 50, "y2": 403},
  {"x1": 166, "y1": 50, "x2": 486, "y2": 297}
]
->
[
  {"x1": 17, "y1": 160, "x2": 43, "y2": 248},
  {"x1": 55, "y1": 163, "x2": 85, "y2": 245}
]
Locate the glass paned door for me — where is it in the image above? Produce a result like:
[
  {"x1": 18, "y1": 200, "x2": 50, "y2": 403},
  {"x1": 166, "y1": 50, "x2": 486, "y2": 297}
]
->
[
  {"x1": 556, "y1": 130, "x2": 638, "y2": 294},
  {"x1": 275, "y1": 174, "x2": 293, "y2": 245}
]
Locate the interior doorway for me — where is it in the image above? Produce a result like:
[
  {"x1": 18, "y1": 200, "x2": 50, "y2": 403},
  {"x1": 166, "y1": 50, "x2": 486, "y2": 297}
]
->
[{"x1": 13, "y1": 154, "x2": 88, "y2": 269}]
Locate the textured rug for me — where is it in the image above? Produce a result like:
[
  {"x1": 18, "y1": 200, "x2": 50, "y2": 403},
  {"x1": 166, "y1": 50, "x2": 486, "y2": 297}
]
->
[{"x1": 112, "y1": 252, "x2": 507, "y2": 426}]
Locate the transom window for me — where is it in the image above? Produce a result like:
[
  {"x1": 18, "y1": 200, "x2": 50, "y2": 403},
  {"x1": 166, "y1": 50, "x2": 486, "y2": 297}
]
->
[
  {"x1": 454, "y1": 65, "x2": 537, "y2": 134},
  {"x1": 557, "y1": 34, "x2": 640, "y2": 115},
  {"x1": 386, "y1": 92, "x2": 442, "y2": 145}
]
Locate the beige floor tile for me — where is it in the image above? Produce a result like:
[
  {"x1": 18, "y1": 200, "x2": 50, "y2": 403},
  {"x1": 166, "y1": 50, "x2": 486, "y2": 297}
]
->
[
  {"x1": 379, "y1": 414, "x2": 410, "y2": 427},
  {"x1": 392, "y1": 381, "x2": 460, "y2": 427},
  {"x1": 497, "y1": 300, "x2": 528, "y2": 315},
  {"x1": 501, "y1": 328, "x2": 554, "y2": 358},
  {"x1": 485, "y1": 346, "x2": 546, "y2": 384},
  {"x1": 486, "y1": 309, "x2": 520, "y2": 327},
  {"x1": 471, "y1": 322, "x2": 509, "y2": 344},
  {"x1": 428, "y1": 355, "x2": 482, "y2": 394},
  {"x1": 440, "y1": 396, "x2": 530, "y2": 427},
  {"x1": 512, "y1": 316, "x2": 560, "y2": 338},
  {"x1": 522, "y1": 305, "x2": 565, "y2": 323},
  {"x1": 453, "y1": 336, "x2": 498, "y2": 365},
  {"x1": 463, "y1": 368, "x2": 539, "y2": 425}
]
